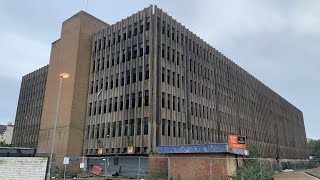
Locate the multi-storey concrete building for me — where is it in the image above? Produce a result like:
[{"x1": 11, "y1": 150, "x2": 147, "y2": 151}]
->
[
  {"x1": 14, "y1": 5, "x2": 307, "y2": 160},
  {"x1": 0, "y1": 123, "x2": 14, "y2": 144},
  {"x1": 12, "y1": 65, "x2": 48, "y2": 148},
  {"x1": 83, "y1": 6, "x2": 307, "y2": 159}
]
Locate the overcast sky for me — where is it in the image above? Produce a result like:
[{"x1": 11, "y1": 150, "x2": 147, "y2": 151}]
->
[{"x1": 0, "y1": 0, "x2": 319, "y2": 139}]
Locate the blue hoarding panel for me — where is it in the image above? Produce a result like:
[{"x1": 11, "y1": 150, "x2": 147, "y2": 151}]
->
[{"x1": 157, "y1": 144, "x2": 228, "y2": 154}]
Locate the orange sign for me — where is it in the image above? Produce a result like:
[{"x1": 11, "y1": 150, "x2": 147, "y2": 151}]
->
[{"x1": 228, "y1": 135, "x2": 246, "y2": 149}]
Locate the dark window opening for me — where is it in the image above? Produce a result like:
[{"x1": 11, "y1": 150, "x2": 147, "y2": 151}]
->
[
  {"x1": 137, "y1": 118, "x2": 141, "y2": 135},
  {"x1": 178, "y1": 122, "x2": 181, "y2": 137},
  {"x1": 112, "y1": 122, "x2": 116, "y2": 137},
  {"x1": 144, "y1": 90, "x2": 149, "y2": 106},
  {"x1": 131, "y1": 93, "x2": 135, "y2": 108},
  {"x1": 139, "y1": 20, "x2": 144, "y2": 33},
  {"x1": 138, "y1": 66, "x2": 143, "y2": 81},
  {"x1": 125, "y1": 94, "x2": 129, "y2": 109},
  {"x1": 124, "y1": 120, "x2": 128, "y2": 135},
  {"x1": 162, "y1": 119, "x2": 165, "y2": 136},
  {"x1": 101, "y1": 123, "x2": 105, "y2": 138},
  {"x1": 139, "y1": 43, "x2": 143, "y2": 57},
  {"x1": 114, "y1": 97, "x2": 118, "y2": 111},
  {"x1": 123, "y1": 30, "x2": 127, "y2": 40},
  {"x1": 167, "y1": 70, "x2": 170, "y2": 84},
  {"x1": 101, "y1": 58, "x2": 105, "y2": 70},
  {"x1": 145, "y1": 64, "x2": 149, "y2": 80},
  {"x1": 115, "y1": 74, "x2": 119, "y2": 87},
  {"x1": 98, "y1": 101, "x2": 102, "y2": 114},
  {"x1": 146, "y1": 17, "x2": 150, "y2": 31},
  {"x1": 162, "y1": 68, "x2": 165, "y2": 82},
  {"x1": 108, "y1": 98, "x2": 112, "y2": 113},
  {"x1": 103, "y1": 100, "x2": 107, "y2": 113},
  {"x1": 121, "y1": 72, "x2": 124, "y2": 86},
  {"x1": 89, "y1": 103, "x2": 92, "y2": 116},
  {"x1": 116, "y1": 51, "x2": 120, "y2": 64},
  {"x1": 96, "y1": 124, "x2": 100, "y2": 139},
  {"x1": 130, "y1": 119, "x2": 134, "y2": 136},
  {"x1": 178, "y1": 98, "x2": 180, "y2": 112},
  {"x1": 93, "y1": 102, "x2": 96, "y2": 115},
  {"x1": 162, "y1": 44, "x2": 165, "y2": 58},
  {"x1": 110, "y1": 75, "x2": 114, "y2": 89},
  {"x1": 90, "y1": 81, "x2": 94, "y2": 94},
  {"x1": 133, "y1": 23, "x2": 137, "y2": 36},
  {"x1": 173, "y1": 96, "x2": 176, "y2": 111},
  {"x1": 145, "y1": 40, "x2": 150, "y2": 55},
  {"x1": 118, "y1": 121, "x2": 122, "y2": 137},
  {"x1": 162, "y1": 92, "x2": 165, "y2": 108},
  {"x1": 144, "y1": 118, "x2": 148, "y2": 135},
  {"x1": 91, "y1": 125, "x2": 95, "y2": 139},
  {"x1": 128, "y1": 25, "x2": 132, "y2": 38},
  {"x1": 172, "y1": 72, "x2": 175, "y2": 86},
  {"x1": 120, "y1": 96, "x2": 123, "y2": 111},
  {"x1": 133, "y1": 45, "x2": 137, "y2": 59},
  {"x1": 132, "y1": 68, "x2": 136, "y2": 83},
  {"x1": 122, "y1": 49, "x2": 126, "y2": 62},
  {"x1": 95, "y1": 80, "x2": 99, "y2": 93},
  {"x1": 168, "y1": 120, "x2": 171, "y2": 136},
  {"x1": 138, "y1": 91, "x2": 142, "y2": 107},
  {"x1": 126, "y1": 70, "x2": 130, "y2": 84},
  {"x1": 127, "y1": 47, "x2": 131, "y2": 61},
  {"x1": 173, "y1": 121, "x2": 176, "y2": 137},
  {"x1": 167, "y1": 94, "x2": 171, "y2": 110}
]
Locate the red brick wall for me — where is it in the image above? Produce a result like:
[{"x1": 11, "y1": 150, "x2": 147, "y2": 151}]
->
[
  {"x1": 148, "y1": 154, "x2": 169, "y2": 176},
  {"x1": 149, "y1": 153, "x2": 230, "y2": 180}
]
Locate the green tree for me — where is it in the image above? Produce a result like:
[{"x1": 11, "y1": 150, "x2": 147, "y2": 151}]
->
[
  {"x1": 308, "y1": 139, "x2": 320, "y2": 157},
  {"x1": 0, "y1": 140, "x2": 12, "y2": 147}
]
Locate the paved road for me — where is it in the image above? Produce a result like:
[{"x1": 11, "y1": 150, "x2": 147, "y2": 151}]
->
[{"x1": 274, "y1": 170, "x2": 320, "y2": 180}]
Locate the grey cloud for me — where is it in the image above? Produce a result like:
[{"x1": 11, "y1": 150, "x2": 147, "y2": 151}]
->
[{"x1": 0, "y1": 0, "x2": 318, "y2": 139}]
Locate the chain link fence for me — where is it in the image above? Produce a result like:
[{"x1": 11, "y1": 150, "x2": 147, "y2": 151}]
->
[{"x1": 51, "y1": 156, "x2": 319, "y2": 179}]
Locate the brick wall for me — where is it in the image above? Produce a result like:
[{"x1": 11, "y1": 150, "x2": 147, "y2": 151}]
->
[
  {"x1": 149, "y1": 153, "x2": 236, "y2": 179},
  {"x1": 0, "y1": 157, "x2": 48, "y2": 180}
]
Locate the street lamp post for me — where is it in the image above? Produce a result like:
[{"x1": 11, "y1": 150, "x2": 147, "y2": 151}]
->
[{"x1": 46, "y1": 73, "x2": 70, "y2": 180}]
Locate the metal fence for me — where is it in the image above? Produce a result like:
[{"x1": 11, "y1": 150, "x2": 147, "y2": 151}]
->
[{"x1": 51, "y1": 156, "x2": 320, "y2": 180}]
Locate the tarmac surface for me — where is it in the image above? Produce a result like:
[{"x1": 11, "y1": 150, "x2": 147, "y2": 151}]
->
[{"x1": 274, "y1": 168, "x2": 320, "y2": 180}]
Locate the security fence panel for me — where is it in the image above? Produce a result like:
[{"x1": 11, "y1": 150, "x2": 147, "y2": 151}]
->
[
  {"x1": 51, "y1": 156, "x2": 320, "y2": 179},
  {"x1": 54, "y1": 157, "x2": 85, "y2": 179},
  {"x1": 280, "y1": 159, "x2": 320, "y2": 171},
  {"x1": 228, "y1": 158, "x2": 265, "y2": 180},
  {"x1": 141, "y1": 156, "x2": 169, "y2": 180}
]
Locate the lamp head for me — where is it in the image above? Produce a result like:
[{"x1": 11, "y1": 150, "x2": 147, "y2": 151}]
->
[{"x1": 60, "y1": 73, "x2": 70, "y2": 79}]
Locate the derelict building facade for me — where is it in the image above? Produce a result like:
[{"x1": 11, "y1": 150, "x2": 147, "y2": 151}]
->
[
  {"x1": 12, "y1": 65, "x2": 48, "y2": 148},
  {"x1": 83, "y1": 6, "x2": 307, "y2": 159}
]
